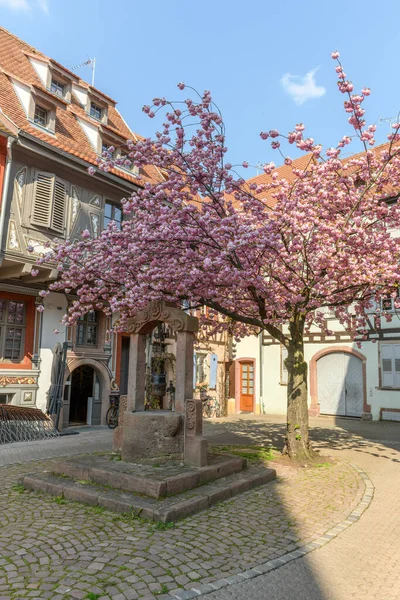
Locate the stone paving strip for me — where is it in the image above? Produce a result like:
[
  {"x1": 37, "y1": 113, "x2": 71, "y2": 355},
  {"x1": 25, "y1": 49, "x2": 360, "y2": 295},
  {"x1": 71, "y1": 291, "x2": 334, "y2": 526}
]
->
[
  {"x1": 0, "y1": 453, "x2": 364, "y2": 600},
  {"x1": 161, "y1": 462, "x2": 375, "y2": 599}
]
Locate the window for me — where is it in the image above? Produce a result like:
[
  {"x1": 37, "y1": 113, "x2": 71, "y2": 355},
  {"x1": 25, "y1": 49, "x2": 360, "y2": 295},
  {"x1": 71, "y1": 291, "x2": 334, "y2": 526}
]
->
[
  {"x1": 281, "y1": 346, "x2": 288, "y2": 385},
  {"x1": 196, "y1": 354, "x2": 207, "y2": 384},
  {"x1": 0, "y1": 394, "x2": 13, "y2": 404},
  {"x1": 104, "y1": 201, "x2": 122, "y2": 230},
  {"x1": 31, "y1": 171, "x2": 67, "y2": 234},
  {"x1": 381, "y1": 290, "x2": 400, "y2": 312},
  {"x1": 90, "y1": 101, "x2": 102, "y2": 120},
  {"x1": 50, "y1": 78, "x2": 65, "y2": 97},
  {"x1": 380, "y1": 343, "x2": 400, "y2": 388},
  {"x1": 34, "y1": 105, "x2": 47, "y2": 127},
  {"x1": 0, "y1": 299, "x2": 26, "y2": 361},
  {"x1": 76, "y1": 311, "x2": 98, "y2": 346}
]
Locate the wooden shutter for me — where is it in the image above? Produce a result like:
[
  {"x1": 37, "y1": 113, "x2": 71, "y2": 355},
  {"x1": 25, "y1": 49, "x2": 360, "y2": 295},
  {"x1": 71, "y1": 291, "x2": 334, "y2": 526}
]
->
[
  {"x1": 31, "y1": 171, "x2": 53, "y2": 227},
  {"x1": 394, "y1": 345, "x2": 400, "y2": 388},
  {"x1": 209, "y1": 353, "x2": 218, "y2": 389},
  {"x1": 51, "y1": 178, "x2": 66, "y2": 233},
  {"x1": 381, "y1": 344, "x2": 394, "y2": 387}
]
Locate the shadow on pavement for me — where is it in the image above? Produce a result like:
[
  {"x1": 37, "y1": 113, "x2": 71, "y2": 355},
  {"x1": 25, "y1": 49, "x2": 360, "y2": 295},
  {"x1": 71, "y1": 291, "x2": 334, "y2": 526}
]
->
[{"x1": 203, "y1": 415, "x2": 400, "y2": 463}]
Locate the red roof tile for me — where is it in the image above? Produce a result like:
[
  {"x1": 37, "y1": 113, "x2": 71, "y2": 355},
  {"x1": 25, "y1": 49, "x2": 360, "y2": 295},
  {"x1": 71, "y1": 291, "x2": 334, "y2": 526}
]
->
[{"x1": 0, "y1": 27, "x2": 162, "y2": 188}]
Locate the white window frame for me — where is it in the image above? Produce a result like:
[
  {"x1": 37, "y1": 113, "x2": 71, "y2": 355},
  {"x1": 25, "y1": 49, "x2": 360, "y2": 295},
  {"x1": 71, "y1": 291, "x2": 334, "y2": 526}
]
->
[{"x1": 380, "y1": 343, "x2": 400, "y2": 388}]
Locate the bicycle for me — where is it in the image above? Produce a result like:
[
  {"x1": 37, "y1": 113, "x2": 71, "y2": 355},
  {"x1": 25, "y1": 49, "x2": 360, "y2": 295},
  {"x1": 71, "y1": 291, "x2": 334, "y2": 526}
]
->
[
  {"x1": 202, "y1": 395, "x2": 221, "y2": 419},
  {"x1": 106, "y1": 395, "x2": 120, "y2": 429}
]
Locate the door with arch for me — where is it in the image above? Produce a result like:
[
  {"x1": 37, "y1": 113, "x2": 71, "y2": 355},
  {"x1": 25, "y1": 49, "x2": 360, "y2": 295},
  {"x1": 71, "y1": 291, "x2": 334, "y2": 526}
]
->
[
  {"x1": 239, "y1": 361, "x2": 254, "y2": 412},
  {"x1": 317, "y1": 352, "x2": 363, "y2": 417},
  {"x1": 63, "y1": 365, "x2": 101, "y2": 427}
]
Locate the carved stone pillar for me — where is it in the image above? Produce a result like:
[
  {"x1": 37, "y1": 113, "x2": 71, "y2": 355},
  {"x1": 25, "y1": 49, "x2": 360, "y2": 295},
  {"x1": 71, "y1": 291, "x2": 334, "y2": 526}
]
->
[
  {"x1": 175, "y1": 331, "x2": 194, "y2": 414},
  {"x1": 184, "y1": 398, "x2": 207, "y2": 467},
  {"x1": 126, "y1": 333, "x2": 147, "y2": 412}
]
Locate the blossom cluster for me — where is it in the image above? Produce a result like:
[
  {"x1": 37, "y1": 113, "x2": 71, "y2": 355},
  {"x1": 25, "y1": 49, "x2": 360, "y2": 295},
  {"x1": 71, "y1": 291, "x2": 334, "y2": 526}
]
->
[{"x1": 42, "y1": 57, "x2": 400, "y2": 348}]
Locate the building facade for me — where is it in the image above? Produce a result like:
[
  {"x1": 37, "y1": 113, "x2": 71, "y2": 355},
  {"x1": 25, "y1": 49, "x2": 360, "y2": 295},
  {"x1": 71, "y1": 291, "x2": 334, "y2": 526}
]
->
[
  {"x1": 0, "y1": 27, "x2": 229, "y2": 427},
  {"x1": 0, "y1": 27, "x2": 165, "y2": 427},
  {"x1": 230, "y1": 162, "x2": 400, "y2": 422}
]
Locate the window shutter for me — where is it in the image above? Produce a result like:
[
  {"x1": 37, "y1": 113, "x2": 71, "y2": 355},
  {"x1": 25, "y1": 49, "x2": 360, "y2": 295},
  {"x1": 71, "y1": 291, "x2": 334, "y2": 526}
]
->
[
  {"x1": 209, "y1": 353, "x2": 218, "y2": 389},
  {"x1": 394, "y1": 345, "x2": 400, "y2": 388},
  {"x1": 51, "y1": 178, "x2": 66, "y2": 233},
  {"x1": 381, "y1": 344, "x2": 394, "y2": 387},
  {"x1": 281, "y1": 346, "x2": 288, "y2": 385},
  {"x1": 32, "y1": 171, "x2": 53, "y2": 227}
]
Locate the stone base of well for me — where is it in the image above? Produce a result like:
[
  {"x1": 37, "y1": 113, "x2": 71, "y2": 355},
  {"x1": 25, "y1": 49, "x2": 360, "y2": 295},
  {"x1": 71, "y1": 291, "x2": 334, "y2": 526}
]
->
[{"x1": 121, "y1": 411, "x2": 184, "y2": 462}]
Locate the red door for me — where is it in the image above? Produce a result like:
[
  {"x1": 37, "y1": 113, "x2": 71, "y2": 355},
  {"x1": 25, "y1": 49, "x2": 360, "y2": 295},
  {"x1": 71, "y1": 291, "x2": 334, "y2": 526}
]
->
[{"x1": 240, "y1": 362, "x2": 254, "y2": 411}]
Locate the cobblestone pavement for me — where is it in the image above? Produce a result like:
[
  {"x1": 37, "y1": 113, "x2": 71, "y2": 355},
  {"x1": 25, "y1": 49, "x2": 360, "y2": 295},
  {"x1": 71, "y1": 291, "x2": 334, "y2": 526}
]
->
[
  {"x1": 0, "y1": 419, "x2": 367, "y2": 600},
  {"x1": 198, "y1": 416, "x2": 400, "y2": 600}
]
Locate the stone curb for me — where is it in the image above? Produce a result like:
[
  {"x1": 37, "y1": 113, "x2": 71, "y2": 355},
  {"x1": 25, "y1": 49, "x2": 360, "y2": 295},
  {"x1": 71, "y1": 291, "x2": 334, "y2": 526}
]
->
[{"x1": 163, "y1": 461, "x2": 374, "y2": 600}]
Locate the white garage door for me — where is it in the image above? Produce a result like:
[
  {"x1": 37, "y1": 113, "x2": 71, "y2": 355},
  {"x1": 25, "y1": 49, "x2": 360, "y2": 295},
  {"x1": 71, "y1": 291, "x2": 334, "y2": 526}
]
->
[{"x1": 317, "y1": 352, "x2": 363, "y2": 417}]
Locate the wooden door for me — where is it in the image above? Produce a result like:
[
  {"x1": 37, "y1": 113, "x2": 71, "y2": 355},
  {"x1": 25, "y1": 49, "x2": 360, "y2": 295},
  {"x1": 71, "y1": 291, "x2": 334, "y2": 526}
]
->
[{"x1": 240, "y1": 362, "x2": 254, "y2": 411}]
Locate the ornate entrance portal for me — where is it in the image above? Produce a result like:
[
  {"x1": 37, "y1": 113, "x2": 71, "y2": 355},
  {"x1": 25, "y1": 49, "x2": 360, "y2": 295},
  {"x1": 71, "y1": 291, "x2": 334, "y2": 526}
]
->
[{"x1": 64, "y1": 366, "x2": 101, "y2": 427}]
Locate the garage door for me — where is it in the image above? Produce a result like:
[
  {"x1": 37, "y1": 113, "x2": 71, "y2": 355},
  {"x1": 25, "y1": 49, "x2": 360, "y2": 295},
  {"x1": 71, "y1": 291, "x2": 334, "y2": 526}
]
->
[{"x1": 317, "y1": 352, "x2": 363, "y2": 417}]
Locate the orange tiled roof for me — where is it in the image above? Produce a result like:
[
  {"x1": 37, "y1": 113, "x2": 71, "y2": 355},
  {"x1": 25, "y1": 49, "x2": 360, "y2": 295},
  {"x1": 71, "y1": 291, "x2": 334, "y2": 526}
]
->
[
  {"x1": 0, "y1": 27, "x2": 162, "y2": 187},
  {"x1": 225, "y1": 154, "x2": 314, "y2": 210}
]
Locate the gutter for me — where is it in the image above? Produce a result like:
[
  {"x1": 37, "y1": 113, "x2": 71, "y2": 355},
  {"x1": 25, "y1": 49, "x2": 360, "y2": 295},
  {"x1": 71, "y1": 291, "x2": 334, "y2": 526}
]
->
[
  {"x1": 259, "y1": 331, "x2": 265, "y2": 414},
  {"x1": 0, "y1": 136, "x2": 15, "y2": 266},
  {"x1": 18, "y1": 131, "x2": 139, "y2": 194}
]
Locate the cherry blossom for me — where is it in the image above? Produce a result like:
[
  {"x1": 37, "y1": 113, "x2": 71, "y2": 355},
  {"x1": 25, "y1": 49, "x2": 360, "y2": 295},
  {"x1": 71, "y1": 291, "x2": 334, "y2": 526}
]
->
[{"x1": 43, "y1": 54, "x2": 400, "y2": 459}]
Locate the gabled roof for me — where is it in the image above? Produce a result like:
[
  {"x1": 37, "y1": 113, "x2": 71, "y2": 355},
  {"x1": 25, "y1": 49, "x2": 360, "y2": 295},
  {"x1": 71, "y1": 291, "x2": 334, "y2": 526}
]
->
[{"x1": 0, "y1": 27, "x2": 162, "y2": 187}]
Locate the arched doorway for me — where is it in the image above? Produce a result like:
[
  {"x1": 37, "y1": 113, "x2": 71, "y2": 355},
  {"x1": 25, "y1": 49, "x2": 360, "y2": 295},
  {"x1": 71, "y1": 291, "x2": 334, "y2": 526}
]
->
[
  {"x1": 317, "y1": 351, "x2": 364, "y2": 417},
  {"x1": 66, "y1": 365, "x2": 101, "y2": 426}
]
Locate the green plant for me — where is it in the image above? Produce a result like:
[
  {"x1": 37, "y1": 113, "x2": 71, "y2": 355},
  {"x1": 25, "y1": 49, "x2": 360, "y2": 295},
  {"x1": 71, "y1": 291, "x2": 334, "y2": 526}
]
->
[
  {"x1": 90, "y1": 505, "x2": 106, "y2": 514},
  {"x1": 11, "y1": 484, "x2": 25, "y2": 493},
  {"x1": 54, "y1": 495, "x2": 67, "y2": 505},
  {"x1": 85, "y1": 593, "x2": 101, "y2": 600},
  {"x1": 156, "y1": 584, "x2": 169, "y2": 595}
]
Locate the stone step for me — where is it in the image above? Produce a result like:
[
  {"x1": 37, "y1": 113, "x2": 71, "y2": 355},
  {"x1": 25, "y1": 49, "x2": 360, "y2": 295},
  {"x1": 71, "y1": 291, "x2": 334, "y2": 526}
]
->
[
  {"x1": 51, "y1": 453, "x2": 247, "y2": 499},
  {"x1": 20, "y1": 465, "x2": 276, "y2": 523}
]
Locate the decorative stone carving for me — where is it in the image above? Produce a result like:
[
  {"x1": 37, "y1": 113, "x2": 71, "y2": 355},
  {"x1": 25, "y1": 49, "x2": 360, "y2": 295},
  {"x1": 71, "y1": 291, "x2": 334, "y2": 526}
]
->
[
  {"x1": 126, "y1": 301, "x2": 198, "y2": 335},
  {"x1": 186, "y1": 399, "x2": 196, "y2": 429},
  {"x1": 15, "y1": 168, "x2": 26, "y2": 212},
  {"x1": 70, "y1": 187, "x2": 80, "y2": 229},
  {"x1": 0, "y1": 376, "x2": 36, "y2": 385},
  {"x1": 7, "y1": 221, "x2": 20, "y2": 251},
  {"x1": 90, "y1": 195, "x2": 102, "y2": 207},
  {"x1": 90, "y1": 213, "x2": 99, "y2": 238},
  {"x1": 26, "y1": 238, "x2": 46, "y2": 255}
]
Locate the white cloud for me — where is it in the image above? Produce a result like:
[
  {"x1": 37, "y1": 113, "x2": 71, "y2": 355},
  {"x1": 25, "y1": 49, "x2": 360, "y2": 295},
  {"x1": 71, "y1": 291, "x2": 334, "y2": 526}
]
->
[
  {"x1": 0, "y1": 0, "x2": 49, "y2": 12},
  {"x1": 280, "y1": 68, "x2": 326, "y2": 105}
]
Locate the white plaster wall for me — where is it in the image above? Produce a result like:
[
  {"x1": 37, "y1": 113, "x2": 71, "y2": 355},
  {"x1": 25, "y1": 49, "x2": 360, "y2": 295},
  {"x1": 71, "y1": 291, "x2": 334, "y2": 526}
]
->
[
  {"x1": 11, "y1": 80, "x2": 31, "y2": 117},
  {"x1": 36, "y1": 292, "x2": 68, "y2": 412},
  {"x1": 28, "y1": 57, "x2": 49, "y2": 86},
  {"x1": 72, "y1": 84, "x2": 88, "y2": 108},
  {"x1": 76, "y1": 117, "x2": 99, "y2": 152}
]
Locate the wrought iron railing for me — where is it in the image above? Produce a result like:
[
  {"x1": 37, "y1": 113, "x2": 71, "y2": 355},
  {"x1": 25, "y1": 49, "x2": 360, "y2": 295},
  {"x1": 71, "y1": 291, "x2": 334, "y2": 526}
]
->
[{"x1": 0, "y1": 405, "x2": 59, "y2": 445}]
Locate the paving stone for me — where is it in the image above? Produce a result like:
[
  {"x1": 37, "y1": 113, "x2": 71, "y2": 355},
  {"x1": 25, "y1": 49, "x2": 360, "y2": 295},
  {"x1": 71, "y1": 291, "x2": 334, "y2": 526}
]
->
[{"x1": 1, "y1": 417, "x2": 391, "y2": 600}]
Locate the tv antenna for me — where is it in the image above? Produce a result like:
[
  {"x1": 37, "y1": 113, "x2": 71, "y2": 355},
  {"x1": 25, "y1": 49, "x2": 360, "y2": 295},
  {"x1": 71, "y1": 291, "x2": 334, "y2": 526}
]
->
[{"x1": 71, "y1": 57, "x2": 96, "y2": 87}]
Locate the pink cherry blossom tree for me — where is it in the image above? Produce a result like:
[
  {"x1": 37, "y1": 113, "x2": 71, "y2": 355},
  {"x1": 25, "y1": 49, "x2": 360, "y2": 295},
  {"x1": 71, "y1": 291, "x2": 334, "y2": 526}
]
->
[{"x1": 40, "y1": 53, "x2": 400, "y2": 459}]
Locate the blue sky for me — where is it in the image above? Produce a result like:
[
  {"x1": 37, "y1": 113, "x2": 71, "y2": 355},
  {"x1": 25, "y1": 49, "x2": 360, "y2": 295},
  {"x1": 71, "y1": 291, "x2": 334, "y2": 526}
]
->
[{"x1": 1, "y1": 0, "x2": 400, "y2": 177}]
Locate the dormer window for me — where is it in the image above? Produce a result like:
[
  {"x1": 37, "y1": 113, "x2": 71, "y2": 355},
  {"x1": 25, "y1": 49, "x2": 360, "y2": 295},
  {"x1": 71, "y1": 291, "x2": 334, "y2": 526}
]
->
[
  {"x1": 90, "y1": 101, "x2": 102, "y2": 120},
  {"x1": 50, "y1": 78, "x2": 65, "y2": 98},
  {"x1": 34, "y1": 105, "x2": 48, "y2": 127}
]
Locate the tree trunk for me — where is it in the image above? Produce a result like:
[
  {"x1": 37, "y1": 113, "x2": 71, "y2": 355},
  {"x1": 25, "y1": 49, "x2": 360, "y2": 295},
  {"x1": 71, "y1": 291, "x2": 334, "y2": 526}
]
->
[{"x1": 284, "y1": 317, "x2": 314, "y2": 460}]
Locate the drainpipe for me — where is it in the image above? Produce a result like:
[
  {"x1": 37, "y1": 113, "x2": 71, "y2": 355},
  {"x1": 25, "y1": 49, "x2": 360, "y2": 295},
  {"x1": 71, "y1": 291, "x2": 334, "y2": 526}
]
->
[
  {"x1": 0, "y1": 137, "x2": 15, "y2": 265},
  {"x1": 259, "y1": 331, "x2": 265, "y2": 414}
]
